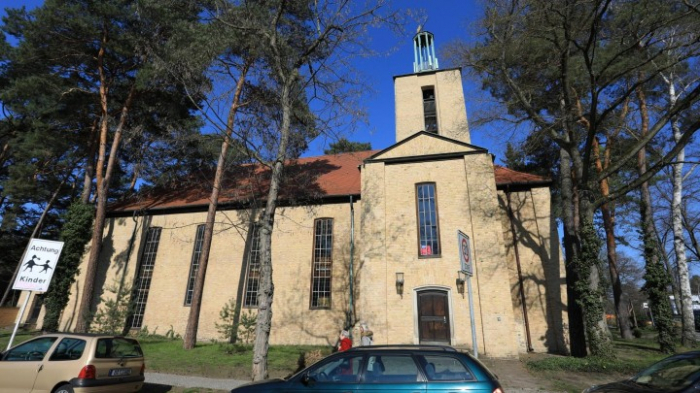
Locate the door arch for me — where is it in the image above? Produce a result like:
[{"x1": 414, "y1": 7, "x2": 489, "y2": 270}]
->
[{"x1": 417, "y1": 289, "x2": 451, "y2": 344}]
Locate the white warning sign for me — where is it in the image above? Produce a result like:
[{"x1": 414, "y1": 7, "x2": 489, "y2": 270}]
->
[{"x1": 12, "y1": 239, "x2": 64, "y2": 292}]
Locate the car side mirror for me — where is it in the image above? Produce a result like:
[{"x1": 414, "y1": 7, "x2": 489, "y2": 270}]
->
[{"x1": 302, "y1": 373, "x2": 316, "y2": 387}]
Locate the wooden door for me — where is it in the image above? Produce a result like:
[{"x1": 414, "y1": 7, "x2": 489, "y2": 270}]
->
[{"x1": 418, "y1": 290, "x2": 450, "y2": 344}]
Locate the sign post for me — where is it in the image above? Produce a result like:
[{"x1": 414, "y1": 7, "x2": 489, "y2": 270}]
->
[
  {"x1": 7, "y1": 239, "x2": 64, "y2": 350},
  {"x1": 458, "y1": 230, "x2": 478, "y2": 358}
]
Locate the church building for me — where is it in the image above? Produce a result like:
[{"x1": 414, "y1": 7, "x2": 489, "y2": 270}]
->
[{"x1": 27, "y1": 32, "x2": 569, "y2": 358}]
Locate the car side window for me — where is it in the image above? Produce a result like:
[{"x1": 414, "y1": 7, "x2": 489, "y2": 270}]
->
[
  {"x1": 2, "y1": 337, "x2": 58, "y2": 362},
  {"x1": 420, "y1": 355, "x2": 474, "y2": 381},
  {"x1": 365, "y1": 355, "x2": 420, "y2": 383},
  {"x1": 308, "y1": 354, "x2": 363, "y2": 383},
  {"x1": 95, "y1": 338, "x2": 143, "y2": 358},
  {"x1": 49, "y1": 338, "x2": 86, "y2": 361}
]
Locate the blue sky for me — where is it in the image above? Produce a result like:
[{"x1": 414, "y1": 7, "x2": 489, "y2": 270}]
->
[{"x1": 2, "y1": 0, "x2": 508, "y2": 161}]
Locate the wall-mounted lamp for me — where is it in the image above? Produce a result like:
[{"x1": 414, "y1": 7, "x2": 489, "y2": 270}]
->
[
  {"x1": 456, "y1": 271, "x2": 467, "y2": 297},
  {"x1": 396, "y1": 272, "x2": 404, "y2": 297}
]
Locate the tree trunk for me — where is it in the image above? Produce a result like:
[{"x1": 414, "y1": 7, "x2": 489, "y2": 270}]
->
[
  {"x1": 668, "y1": 79, "x2": 695, "y2": 346},
  {"x1": 564, "y1": 99, "x2": 611, "y2": 355},
  {"x1": 593, "y1": 137, "x2": 633, "y2": 339},
  {"x1": 661, "y1": 237, "x2": 681, "y2": 316},
  {"x1": 76, "y1": 29, "x2": 110, "y2": 330},
  {"x1": 0, "y1": 141, "x2": 12, "y2": 177},
  {"x1": 75, "y1": 85, "x2": 135, "y2": 332},
  {"x1": 560, "y1": 148, "x2": 587, "y2": 357},
  {"x1": 252, "y1": 75, "x2": 294, "y2": 382},
  {"x1": 637, "y1": 84, "x2": 675, "y2": 353},
  {"x1": 81, "y1": 119, "x2": 99, "y2": 204},
  {"x1": 94, "y1": 26, "x2": 109, "y2": 199},
  {"x1": 578, "y1": 196, "x2": 613, "y2": 355},
  {"x1": 183, "y1": 62, "x2": 249, "y2": 350}
]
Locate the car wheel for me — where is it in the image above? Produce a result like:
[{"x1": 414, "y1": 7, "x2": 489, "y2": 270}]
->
[{"x1": 54, "y1": 384, "x2": 74, "y2": 393}]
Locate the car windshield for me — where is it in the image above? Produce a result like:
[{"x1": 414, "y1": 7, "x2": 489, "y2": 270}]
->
[{"x1": 632, "y1": 355, "x2": 700, "y2": 390}]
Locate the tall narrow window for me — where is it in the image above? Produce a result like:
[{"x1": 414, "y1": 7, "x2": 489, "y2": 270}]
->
[
  {"x1": 131, "y1": 227, "x2": 162, "y2": 328},
  {"x1": 311, "y1": 218, "x2": 333, "y2": 309},
  {"x1": 184, "y1": 224, "x2": 206, "y2": 306},
  {"x1": 423, "y1": 87, "x2": 438, "y2": 133},
  {"x1": 243, "y1": 225, "x2": 262, "y2": 308},
  {"x1": 416, "y1": 183, "x2": 441, "y2": 256}
]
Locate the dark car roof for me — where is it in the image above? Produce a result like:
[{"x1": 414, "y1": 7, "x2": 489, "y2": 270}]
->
[
  {"x1": 39, "y1": 332, "x2": 140, "y2": 340},
  {"x1": 344, "y1": 344, "x2": 458, "y2": 353},
  {"x1": 670, "y1": 351, "x2": 700, "y2": 358}
]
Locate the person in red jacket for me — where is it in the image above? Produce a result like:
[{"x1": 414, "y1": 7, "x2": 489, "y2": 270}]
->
[
  {"x1": 338, "y1": 330, "x2": 352, "y2": 352},
  {"x1": 336, "y1": 330, "x2": 354, "y2": 377}
]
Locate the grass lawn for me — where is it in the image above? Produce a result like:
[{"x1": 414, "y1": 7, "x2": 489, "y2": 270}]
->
[{"x1": 138, "y1": 336, "x2": 332, "y2": 379}]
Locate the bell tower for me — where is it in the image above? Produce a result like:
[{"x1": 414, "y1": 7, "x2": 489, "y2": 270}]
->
[
  {"x1": 394, "y1": 31, "x2": 470, "y2": 144},
  {"x1": 414, "y1": 31, "x2": 439, "y2": 73}
]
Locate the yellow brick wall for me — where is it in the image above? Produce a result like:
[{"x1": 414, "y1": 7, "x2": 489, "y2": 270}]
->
[
  {"x1": 498, "y1": 188, "x2": 569, "y2": 354},
  {"x1": 56, "y1": 215, "x2": 147, "y2": 332},
  {"x1": 394, "y1": 69, "x2": 470, "y2": 144},
  {"x1": 359, "y1": 150, "x2": 520, "y2": 358},
  {"x1": 376, "y1": 133, "x2": 480, "y2": 160},
  {"x1": 59, "y1": 204, "x2": 359, "y2": 347}
]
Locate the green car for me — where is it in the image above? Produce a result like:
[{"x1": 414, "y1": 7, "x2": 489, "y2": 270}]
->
[{"x1": 230, "y1": 345, "x2": 504, "y2": 393}]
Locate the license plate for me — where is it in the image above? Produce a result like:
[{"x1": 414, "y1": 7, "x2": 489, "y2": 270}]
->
[{"x1": 109, "y1": 368, "x2": 131, "y2": 376}]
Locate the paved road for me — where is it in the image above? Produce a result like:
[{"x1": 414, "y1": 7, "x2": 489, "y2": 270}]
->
[
  {"x1": 145, "y1": 372, "x2": 561, "y2": 392},
  {"x1": 146, "y1": 373, "x2": 247, "y2": 390}
]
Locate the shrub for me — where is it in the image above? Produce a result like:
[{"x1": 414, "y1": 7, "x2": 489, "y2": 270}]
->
[
  {"x1": 633, "y1": 328, "x2": 643, "y2": 338},
  {"x1": 215, "y1": 298, "x2": 257, "y2": 344},
  {"x1": 304, "y1": 349, "x2": 324, "y2": 366},
  {"x1": 238, "y1": 309, "x2": 257, "y2": 344},
  {"x1": 165, "y1": 325, "x2": 181, "y2": 340},
  {"x1": 89, "y1": 281, "x2": 132, "y2": 334}
]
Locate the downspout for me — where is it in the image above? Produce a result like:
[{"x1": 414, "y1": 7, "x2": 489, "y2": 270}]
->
[
  {"x1": 348, "y1": 195, "x2": 355, "y2": 330},
  {"x1": 506, "y1": 190, "x2": 534, "y2": 352}
]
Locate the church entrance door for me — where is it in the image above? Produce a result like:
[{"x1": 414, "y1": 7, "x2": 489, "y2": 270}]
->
[{"x1": 417, "y1": 290, "x2": 450, "y2": 344}]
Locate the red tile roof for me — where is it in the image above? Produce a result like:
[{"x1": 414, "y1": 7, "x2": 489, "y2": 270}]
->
[
  {"x1": 494, "y1": 165, "x2": 551, "y2": 187},
  {"x1": 110, "y1": 150, "x2": 376, "y2": 213},
  {"x1": 109, "y1": 150, "x2": 549, "y2": 214}
]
